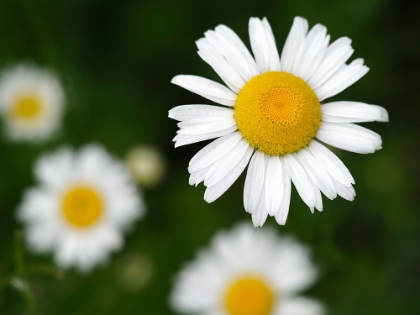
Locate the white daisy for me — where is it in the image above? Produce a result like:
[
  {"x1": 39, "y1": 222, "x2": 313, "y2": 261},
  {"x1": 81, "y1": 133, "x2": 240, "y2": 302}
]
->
[
  {"x1": 18, "y1": 144, "x2": 145, "y2": 273},
  {"x1": 170, "y1": 223, "x2": 324, "y2": 315},
  {"x1": 169, "y1": 16, "x2": 389, "y2": 226},
  {"x1": 0, "y1": 64, "x2": 64, "y2": 142}
]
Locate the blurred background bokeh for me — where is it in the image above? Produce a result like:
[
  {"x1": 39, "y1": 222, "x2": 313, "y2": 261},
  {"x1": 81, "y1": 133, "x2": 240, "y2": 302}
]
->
[{"x1": 0, "y1": 0, "x2": 419, "y2": 314}]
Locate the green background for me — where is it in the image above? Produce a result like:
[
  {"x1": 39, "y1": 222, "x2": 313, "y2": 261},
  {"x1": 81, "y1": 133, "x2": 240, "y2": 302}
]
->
[{"x1": 0, "y1": 0, "x2": 418, "y2": 314}]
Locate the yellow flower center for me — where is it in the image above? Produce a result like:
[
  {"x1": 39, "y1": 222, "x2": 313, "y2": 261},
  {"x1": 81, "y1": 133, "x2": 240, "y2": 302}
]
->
[
  {"x1": 225, "y1": 276, "x2": 275, "y2": 315},
  {"x1": 11, "y1": 95, "x2": 42, "y2": 120},
  {"x1": 234, "y1": 71, "x2": 321, "y2": 156},
  {"x1": 62, "y1": 186, "x2": 103, "y2": 228}
]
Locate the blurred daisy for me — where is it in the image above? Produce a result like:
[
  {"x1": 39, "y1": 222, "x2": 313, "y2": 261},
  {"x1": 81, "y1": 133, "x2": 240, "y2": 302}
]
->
[
  {"x1": 125, "y1": 145, "x2": 167, "y2": 188},
  {"x1": 169, "y1": 16, "x2": 388, "y2": 226},
  {"x1": 171, "y1": 223, "x2": 324, "y2": 315},
  {"x1": 0, "y1": 64, "x2": 64, "y2": 142},
  {"x1": 18, "y1": 144, "x2": 145, "y2": 273}
]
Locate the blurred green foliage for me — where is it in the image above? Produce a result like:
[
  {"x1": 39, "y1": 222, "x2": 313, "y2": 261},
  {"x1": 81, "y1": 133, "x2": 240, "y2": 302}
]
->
[{"x1": 0, "y1": 0, "x2": 419, "y2": 314}]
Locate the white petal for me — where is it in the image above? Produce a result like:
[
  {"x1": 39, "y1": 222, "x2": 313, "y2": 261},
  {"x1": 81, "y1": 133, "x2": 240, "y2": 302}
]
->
[
  {"x1": 325, "y1": 36, "x2": 352, "y2": 52},
  {"x1": 35, "y1": 147, "x2": 73, "y2": 187},
  {"x1": 204, "y1": 143, "x2": 253, "y2": 203},
  {"x1": 312, "y1": 180, "x2": 323, "y2": 212},
  {"x1": 262, "y1": 18, "x2": 281, "y2": 71},
  {"x1": 294, "y1": 24, "x2": 330, "y2": 80},
  {"x1": 280, "y1": 17, "x2": 309, "y2": 73},
  {"x1": 171, "y1": 75, "x2": 237, "y2": 106},
  {"x1": 284, "y1": 154, "x2": 316, "y2": 211},
  {"x1": 275, "y1": 159, "x2": 291, "y2": 225},
  {"x1": 264, "y1": 155, "x2": 284, "y2": 216},
  {"x1": 249, "y1": 18, "x2": 280, "y2": 73},
  {"x1": 55, "y1": 237, "x2": 78, "y2": 269},
  {"x1": 18, "y1": 188, "x2": 56, "y2": 223},
  {"x1": 295, "y1": 148, "x2": 337, "y2": 200},
  {"x1": 204, "y1": 140, "x2": 250, "y2": 187},
  {"x1": 321, "y1": 101, "x2": 389, "y2": 123},
  {"x1": 169, "y1": 105, "x2": 233, "y2": 121},
  {"x1": 25, "y1": 223, "x2": 58, "y2": 252},
  {"x1": 204, "y1": 31, "x2": 256, "y2": 81},
  {"x1": 332, "y1": 177, "x2": 355, "y2": 201},
  {"x1": 189, "y1": 164, "x2": 211, "y2": 187},
  {"x1": 188, "y1": 132, "x2": 243, "y2": 173},
  {"x1": 177, "y1": 119, "x2": 236, "y2": 134},
  {"x1": 197, "y1": 47, "x2": 245, "y2": 93},
  {"x1": 243, "y1": 151, "x2": 265, "y2": 213},
  {"x1": 308, "y1": 141, "x2": 354, "y2": 186},
  {"x1": 315, "y1": 58, "x2": 369, "y2": 101},
  {"x1": 249, "y1": 18, "x2": 269, "y2": 73},
  {"x1": 75, "y1": 144, "x2": 111, "y2": 181},
  {"x1": 278, "y1": 297, "x2": 325, "y2": 315},
  {"x1": 251, "y1": 155, "x2": 270, "y2": 227},
  {"x1": 308, "y1": 37, "x2": 353, "y2": 89},
  {"x1": 214, "y1": 25, "x2": 259, "y2": 77},
  {"x1": 251, "y1": 195, "x2": 269, "y2": 227},
  {"x1": 174, "y1": 126, "x2": 237, "y2": 147},
  {"x1": 316, "y1": 122, "x2": 382, "y2": 154},
  {"x1": 176, "y1": 116, "x2": 234, "y2": 126},
  {"x1": 271, "y1": 237, "x2": 319, "y2": 296}
]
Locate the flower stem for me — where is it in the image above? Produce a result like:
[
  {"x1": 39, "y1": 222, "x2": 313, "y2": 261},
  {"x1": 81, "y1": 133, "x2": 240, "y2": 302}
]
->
[
  {"x1": 13, "y1": 231, "x2": 39, "y2": 315},
  {"x1": 27, "y1": 264, "x2": 64, "y2": 280}
]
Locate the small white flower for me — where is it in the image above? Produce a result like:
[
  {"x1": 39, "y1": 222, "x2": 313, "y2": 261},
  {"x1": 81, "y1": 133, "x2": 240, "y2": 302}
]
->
[
  {"x1": 125, "y1": 145, "x2": 167, "y2": 188},
  {"x1": 0, "y1": 64, "x2": 64, "y2": 142},
  {"x1": 170, "y1": 223, "x2": 324, "y2": 315},
  {"x1": 18, "y1": 144, "x2": 145, "y2": 273},
  {"x1": 115, "y1": 253, "x2": 155, "y2": 292},
  {"x1": 169, "y1": 16, "x2": 389, "y2": 226}
]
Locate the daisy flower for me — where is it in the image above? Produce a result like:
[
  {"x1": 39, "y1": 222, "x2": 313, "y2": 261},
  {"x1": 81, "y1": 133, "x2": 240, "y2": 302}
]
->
[
  {"x1": 169, "y1": 16, "x2": 388, "y2": 226},
  {"x1": 0, "y1": 64, "x2": 64, "y2": 142},
  {"x1": 170, "y1": 223, "x2": 324, "y2": 315},
  {"x1": 18, "y1": 144, "x2": 145, "y2": 273}
]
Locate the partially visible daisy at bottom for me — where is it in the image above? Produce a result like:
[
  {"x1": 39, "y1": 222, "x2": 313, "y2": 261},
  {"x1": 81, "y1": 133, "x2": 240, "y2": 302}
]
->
[
  {"x1": 170, "y1": 224, "x2": 324, "y2": 315},
  {"x1": 18, "y1": 144, "x2": 145, "y2": 273},
  {"x1": 0, "y1": 64, "x2": 64, "y2": 142}
]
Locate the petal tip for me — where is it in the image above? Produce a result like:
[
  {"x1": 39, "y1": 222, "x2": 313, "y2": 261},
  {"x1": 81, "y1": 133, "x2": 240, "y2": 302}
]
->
[{"x1": 171, "y1": 76, "x2": 180, "y2": 84}]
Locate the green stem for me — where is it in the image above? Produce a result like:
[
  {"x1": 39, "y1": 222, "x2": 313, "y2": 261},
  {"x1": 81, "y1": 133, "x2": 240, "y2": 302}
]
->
[
  {"x1": 27, "y1": 264, "x2": 64, "y2": 280},
  {"x1": 20, "y1": 281, "x2": 38, "y2": 315},
  {"x1": 13, "y1": 231, "x2": 38, "y2": 315}
]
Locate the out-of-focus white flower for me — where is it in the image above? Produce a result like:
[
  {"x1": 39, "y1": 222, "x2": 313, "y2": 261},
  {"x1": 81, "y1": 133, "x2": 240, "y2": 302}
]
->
[
  {"x1": 169, "y1": 16, "x2": 389, "y2": 226},
  {"x1": 0, "y1": 64, "x2": 64, "y2": 142},
  {"x1": 18, "y1": 144, "x2": 145, "y2": 273},
  {"x1": 170, "y1": 223, "x2": 324, "y2": 315},
  {"x1": 115, "y1": 253, "x2": 154, "y2": 292},
  {"x1": 125, "y1": 145, "x2": 167, "y2": 188}
]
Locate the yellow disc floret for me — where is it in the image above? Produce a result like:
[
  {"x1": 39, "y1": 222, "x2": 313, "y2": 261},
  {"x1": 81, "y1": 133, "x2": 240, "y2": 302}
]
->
[
  {"x1": 225, "y1": 276, "x2": 275, "y2": 315},
  {"x1": 62, "y1": 186, "x2": 103, "y2": 228},
  {"x1": 11, "y1": 95, "x2": 42, "y2": 120},
  {"x1": 234, "y1": 71, "x2": 321, "y2": 156}
]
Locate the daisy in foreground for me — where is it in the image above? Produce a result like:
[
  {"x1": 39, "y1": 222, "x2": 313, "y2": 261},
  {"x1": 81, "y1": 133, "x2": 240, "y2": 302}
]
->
[
  {"x1": 169, "y1": 16, "x2": 389, "y2": 226},
  {"x1": 18, "y1": 144, "x2": 145, "y2": 273},
  {"x1": 170, "y1": 223, "x2": 324, "y2": 315},
  {"x1": 0, "y1": 64, "x2": 64, "y2": 142}
]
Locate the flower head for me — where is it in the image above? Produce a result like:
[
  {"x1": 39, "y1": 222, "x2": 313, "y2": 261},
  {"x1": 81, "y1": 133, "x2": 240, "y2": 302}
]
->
[
  {"x1": 18, "y1": 144, "x2": 145, "y2": 273},
  {"x1": 169, "y1": 16, "x2": 388, "y2": 226},
  {"x1": 170, "y1": 223, "x2": 324, "y2": 315},
  {"x1": 0, "y1": 64, "x2": 64, "y2": 142}
]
